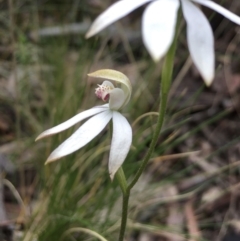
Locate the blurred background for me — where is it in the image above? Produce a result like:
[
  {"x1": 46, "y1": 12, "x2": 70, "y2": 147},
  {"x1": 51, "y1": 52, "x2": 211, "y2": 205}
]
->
[{"x1": 0, "y1": 0, "x2": 240, "y2": 240}]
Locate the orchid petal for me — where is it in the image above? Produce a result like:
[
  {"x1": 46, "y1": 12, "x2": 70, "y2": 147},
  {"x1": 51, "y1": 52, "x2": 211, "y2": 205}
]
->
[
  {"x1": 86, "y1": 0, "x2": 153, "y2": 38},
  {"x1": 109, "y1": 111, "x2": 132, "y2": 180},
  {"x1": 142, "y1": 0, "x2": 179, "y2": 62},
  {"x1": 109, "y1": 88, "x2": 125, "y2": 110},
  {"x1": 45, "y1": 110, "x2": 112, "y2": 164},
  {"x1": 182, "y1": 0, "x2": 214, "y2": 85},
  {"x1": 88, "y1": 69, "x2": 132, "y2": 107},
  {"x1": 36, "y1": 105, "x2": 109, "y2": 141},
  {"x1": 193, "y1": 0, "x2": 240, "y2": 25}
]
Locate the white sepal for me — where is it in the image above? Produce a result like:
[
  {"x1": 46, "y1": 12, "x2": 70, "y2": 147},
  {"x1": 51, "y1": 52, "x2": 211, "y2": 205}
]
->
[
  {"x1": 182, "y1": 0, "x2": 214, "y2": 86},
  {"x1": 193, "y1": 0, "x2": 240, "y2": 25},
  {"x1": 109, "y1": 111, "x2": 132, "y2": 180},
  {"x1": 45, "y1": 110, "x2": 112, "y2": 164},
  {"x1": 36, "y1": 105, "x2": 109, "y2": 141},
  {"x1": 86, "y1": 0, "x2": 153, "y2": 38},
  {"x1": 142, "y1": 0, "x2": 179, "y2": 62}
]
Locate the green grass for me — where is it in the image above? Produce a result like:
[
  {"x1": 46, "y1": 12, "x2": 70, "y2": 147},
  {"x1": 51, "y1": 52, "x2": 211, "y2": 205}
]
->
[{"x1": 2, "y1": 1, "x2": 240, "y2": 241}]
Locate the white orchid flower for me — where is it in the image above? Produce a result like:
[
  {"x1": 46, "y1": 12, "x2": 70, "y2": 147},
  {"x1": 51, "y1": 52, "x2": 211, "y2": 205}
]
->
[
  {"x1": 86, "y1": 0, "x2": 240, "y2": 86},
  {"x1": 36, "y1": 69, "x2": 132, "y2": 180}
]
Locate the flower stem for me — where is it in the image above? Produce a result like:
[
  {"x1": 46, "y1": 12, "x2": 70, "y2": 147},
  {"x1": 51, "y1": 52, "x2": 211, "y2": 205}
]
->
[
  {"x1": 118, "y1": 190, "x2": 130, "y2": 241},
  {"x1": 117, "y1": 13, "x2": 180, "y2": 241},
  {"x1": 117, "y1": 43, "x2": 177, "y2": 240},
  {"x1": 116, "y1": 167, "x2": 130, "y2": 241},
  {"x1": 128, "y1": 22, "x2": 178, "y2": 191},
  {"x1": 116, "y1": 167, "x2": 128, "y2": 196}
]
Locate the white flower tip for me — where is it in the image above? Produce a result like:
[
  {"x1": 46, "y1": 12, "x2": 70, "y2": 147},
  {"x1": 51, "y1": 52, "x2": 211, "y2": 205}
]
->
[
  {"x1": 45, "y1": 155, "x2": 59, "y2": 165},
  {"x1": 35, "y1": 133, "x2": 45, "y2": 142},
  {"x1": 142, "y1": 0, "x2": 179, "y2": 65},
  {"x1": 109, "y1": 171, "x2": 116, "y2": 181},
  {"x1": 196, "y1": 64, "x2": 215, "y2": 87},
  {"x1": 35, "y1": 131, "x2": 53, "y2": 142},
  {"x1": 144, "y1": 32, "x2": 171, "y2": 63},
  {"x1": 44, "y1": 159, "x2": 51, "y2": 165},
  {"x1": 204, "y1": 77, "x2": 213, "y2": 87},
  {"x1": 151, "y1": 54, "x2": 161, "y2": 63},
  {"x1": 201, "y1": 70, "x2": 214, "y2": 87},
  {"x1": 85, "y1": 30, "x2": 94, "y2": 39}
]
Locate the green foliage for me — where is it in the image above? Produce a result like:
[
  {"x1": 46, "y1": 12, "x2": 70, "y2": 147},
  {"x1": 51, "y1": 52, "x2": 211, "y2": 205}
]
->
[{"x1": 4, "y1": 1, "x2": 239, "y2": 241}]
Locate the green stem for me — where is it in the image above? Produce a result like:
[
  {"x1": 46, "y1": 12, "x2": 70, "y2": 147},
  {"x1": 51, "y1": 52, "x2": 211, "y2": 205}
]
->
[
  {"x1": 116, "y1": 167, "x2": 128, "y2": 196},
  {"x1": 117, "y1": 74, "x2": 170, "y2": 241},
  {"x1": 117, "y1": 40, "x2": 177, "y2": 240},
  {"x1": 128, "y1": 38, "x2": 177, "y2": 190},
  {"x1": 116, "y1": 167, "x2": 130, "y2": 241},
  {"x1": 128, "y1": 92, "x2": 168, "y2": 190},
  {"x1": 118, "y1": 191, "x2": 130, "y2": 241},
  {"x1": 117, "y1": 12, "x2": 180, "y2": 241}
]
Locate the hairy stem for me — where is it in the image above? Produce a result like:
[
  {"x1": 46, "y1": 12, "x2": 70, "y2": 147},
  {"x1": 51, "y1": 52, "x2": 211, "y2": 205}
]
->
[
  {"x1": 118, "y1": 190, "x2": 130, "y2": 241},
  {"x1": 116, "y1": 167, "x2": 129, "y2": 241},
  {"x1": 128, "y1": 38, "x2": 177, "y2": 190},
  {"x1": 117, "y1": 42, "x2": 177, "y2": 241},
  {"x1": 116, "y1": 167, "x2": 128, "y2": 196},
  {"x1": 117, "y1": 13, "x2": 180, "y2": 241}
]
